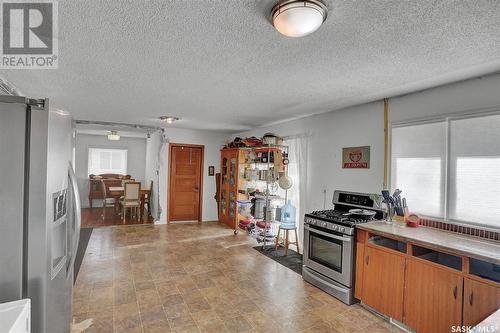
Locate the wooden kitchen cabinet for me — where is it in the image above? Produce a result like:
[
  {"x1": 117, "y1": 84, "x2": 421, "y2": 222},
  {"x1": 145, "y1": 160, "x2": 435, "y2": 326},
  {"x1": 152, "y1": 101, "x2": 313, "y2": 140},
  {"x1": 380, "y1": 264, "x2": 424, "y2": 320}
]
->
[
  {"x1": 463, "y1": 277, "x2": 500, "y2": 327},
  {"x1": 362, "y1": 245, "x2": 406, "y2": 321},
  {"x1": 404, "y1": 259, "x2": 463, "y2": 333},
  {"x1": 356, "y1": 229, "x2": 500, "y2": 333},
  {"x1": 354, "y1": 241, "x2": 365, "y2": 300}
]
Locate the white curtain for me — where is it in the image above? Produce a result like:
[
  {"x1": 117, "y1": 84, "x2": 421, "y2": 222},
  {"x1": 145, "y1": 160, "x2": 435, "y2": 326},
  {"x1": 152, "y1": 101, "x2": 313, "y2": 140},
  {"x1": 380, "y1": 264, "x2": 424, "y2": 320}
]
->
[{"x1": 281, "y1": 134, "x2": 308, "y2": 254}]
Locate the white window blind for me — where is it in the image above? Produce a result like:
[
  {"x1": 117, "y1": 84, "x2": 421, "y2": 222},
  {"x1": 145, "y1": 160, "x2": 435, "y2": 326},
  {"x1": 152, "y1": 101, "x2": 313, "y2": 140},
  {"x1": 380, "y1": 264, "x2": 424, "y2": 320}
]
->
[
  {"x1": 448, "y1": 114, "x2": 500, "y2": 227},
  {"x1": 391, "y1": 121, "x2": 447, "y2": 218},
  {"x1": 88, "y1": 148, "x2": 127, "y2": 176},
  {"x1": 391, "y1": 113, "x2": 500, "y2": 229}
]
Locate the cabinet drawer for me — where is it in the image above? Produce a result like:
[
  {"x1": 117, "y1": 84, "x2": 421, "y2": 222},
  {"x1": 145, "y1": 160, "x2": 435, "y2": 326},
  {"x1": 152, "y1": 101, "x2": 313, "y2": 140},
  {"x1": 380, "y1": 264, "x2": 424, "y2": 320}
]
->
[
  {"x1": 469, "y1": 259, "x2": 500, "y2": 284},
  {"x1": 412, "y1": 244, "x2": 462, "y2": 271},
  {"x1": 368, "y1": 234, "x2": 407, "y2": 254}
]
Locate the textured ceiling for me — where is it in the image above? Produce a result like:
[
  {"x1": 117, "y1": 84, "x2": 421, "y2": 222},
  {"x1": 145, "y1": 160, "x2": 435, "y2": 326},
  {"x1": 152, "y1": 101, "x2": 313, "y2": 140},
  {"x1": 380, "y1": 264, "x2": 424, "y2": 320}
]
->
[
  {"x1": 76, "y1": 123, "x2": 151, "y2": 138},
  {"x1": 2, "y1": 0, "x2": 500, "y2": 132}
]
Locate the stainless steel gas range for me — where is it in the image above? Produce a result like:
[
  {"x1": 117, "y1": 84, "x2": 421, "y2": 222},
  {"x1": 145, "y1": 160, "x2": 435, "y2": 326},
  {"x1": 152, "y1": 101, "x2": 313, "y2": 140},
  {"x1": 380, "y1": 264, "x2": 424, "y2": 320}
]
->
[{"x1": 302, "y1": 190, "x2": 383, "y2": 305}]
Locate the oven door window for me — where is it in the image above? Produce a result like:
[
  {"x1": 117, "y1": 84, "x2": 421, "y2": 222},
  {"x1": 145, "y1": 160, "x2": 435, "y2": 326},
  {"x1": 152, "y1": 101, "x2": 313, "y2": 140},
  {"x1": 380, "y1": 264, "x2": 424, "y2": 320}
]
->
[{"x1": 309, "y1": 231, "x2": 343, "y2": 273}]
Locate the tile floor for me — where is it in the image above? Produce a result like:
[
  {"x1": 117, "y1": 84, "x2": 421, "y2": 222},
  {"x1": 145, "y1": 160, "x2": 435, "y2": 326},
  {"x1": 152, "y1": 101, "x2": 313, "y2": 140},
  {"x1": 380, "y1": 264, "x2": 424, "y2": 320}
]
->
[
  {"x1": 81, "y1": 207, "x2": 154, "y2": 228},
  {"x1": 73, "y1": 222, "x2": 403, "y2": 333}
]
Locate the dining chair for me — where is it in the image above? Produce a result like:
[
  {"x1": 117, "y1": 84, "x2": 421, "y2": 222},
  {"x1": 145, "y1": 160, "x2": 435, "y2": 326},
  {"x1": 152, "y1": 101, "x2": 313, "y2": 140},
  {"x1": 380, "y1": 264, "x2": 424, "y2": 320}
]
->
[
  {"x1": 100, "y1": 180, "x2": 116, "y2": 220},
  {"x1": 143, "y1": 180, "x2": 153, "y2": 218},
  {"x1": 119, "y1": 179, "x2": 135, "y2": 203},
  {"x1": 120, "y1": 182, "x2": 141, "y2": 223}
]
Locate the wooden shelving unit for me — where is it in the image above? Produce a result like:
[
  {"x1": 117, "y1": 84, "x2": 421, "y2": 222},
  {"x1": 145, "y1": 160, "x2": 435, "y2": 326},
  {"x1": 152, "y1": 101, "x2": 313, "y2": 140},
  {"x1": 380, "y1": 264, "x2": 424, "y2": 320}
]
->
[{"x1": 219, "y1": 144, "x2": 288, "y2": 246}]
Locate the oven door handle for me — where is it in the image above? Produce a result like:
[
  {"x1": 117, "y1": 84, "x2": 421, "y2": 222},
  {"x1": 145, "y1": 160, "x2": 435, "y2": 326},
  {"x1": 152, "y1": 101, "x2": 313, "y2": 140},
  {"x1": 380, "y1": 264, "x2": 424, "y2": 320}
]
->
[{"x1": 304, "y1": 225, "x2": 351, "y2": 242}]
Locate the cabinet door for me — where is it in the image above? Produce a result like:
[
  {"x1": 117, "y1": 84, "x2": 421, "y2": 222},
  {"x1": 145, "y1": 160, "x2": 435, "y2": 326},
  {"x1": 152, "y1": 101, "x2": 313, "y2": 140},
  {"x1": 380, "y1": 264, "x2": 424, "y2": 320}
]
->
[
  {"x1": 362, "y1": 246, "x2": 405, "y2": 321},
  {"x1": 463, "y1": 278, "x2": 500, "y2": 327},
  {"x1": 404, "y1": 259, "x2": 463, "y2": 333}
]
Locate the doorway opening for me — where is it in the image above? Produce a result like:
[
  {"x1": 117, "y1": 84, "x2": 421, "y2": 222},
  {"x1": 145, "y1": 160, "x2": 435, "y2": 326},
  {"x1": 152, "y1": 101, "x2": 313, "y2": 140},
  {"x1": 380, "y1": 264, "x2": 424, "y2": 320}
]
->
[{"x1": 168, "y1": 143, "x2": 204, "y2": 223}]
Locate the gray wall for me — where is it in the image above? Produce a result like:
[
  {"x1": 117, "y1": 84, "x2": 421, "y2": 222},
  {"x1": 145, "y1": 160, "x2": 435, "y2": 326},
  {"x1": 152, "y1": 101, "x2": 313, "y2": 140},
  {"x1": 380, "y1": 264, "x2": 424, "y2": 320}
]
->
[
  {"x1": 236, "y1": 73, "x2": 500, "y2": 216},
  {"x1": 75, "y1": 133, "x2": 147, "y2": 208},
  {"x1": 144, "y1": 131, "x2": 161, "y2": 220},
  {"x1": 145, "y1": 127, "x2": 227, "y2": 223}
]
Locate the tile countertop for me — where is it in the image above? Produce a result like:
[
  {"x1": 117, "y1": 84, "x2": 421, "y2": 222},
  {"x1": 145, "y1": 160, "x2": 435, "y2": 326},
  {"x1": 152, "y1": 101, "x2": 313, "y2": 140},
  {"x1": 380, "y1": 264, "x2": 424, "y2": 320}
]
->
[{"x1": 357, "y1": 221, "x2": 500, "y2": 265}]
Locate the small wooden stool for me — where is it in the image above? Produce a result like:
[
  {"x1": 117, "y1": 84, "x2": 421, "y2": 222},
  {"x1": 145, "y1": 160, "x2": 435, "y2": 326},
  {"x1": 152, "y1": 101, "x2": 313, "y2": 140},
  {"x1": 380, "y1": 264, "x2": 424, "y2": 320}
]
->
[{"x1": 275, "y1": 224, "x2": 299, "y2": 255}]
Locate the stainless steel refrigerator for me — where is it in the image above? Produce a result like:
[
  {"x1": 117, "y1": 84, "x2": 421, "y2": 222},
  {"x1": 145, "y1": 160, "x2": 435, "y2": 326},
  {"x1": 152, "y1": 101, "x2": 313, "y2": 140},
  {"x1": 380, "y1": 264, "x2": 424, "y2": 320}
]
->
[{"x1": 0, "y1": 95, "x2": 81, "y2": 333}]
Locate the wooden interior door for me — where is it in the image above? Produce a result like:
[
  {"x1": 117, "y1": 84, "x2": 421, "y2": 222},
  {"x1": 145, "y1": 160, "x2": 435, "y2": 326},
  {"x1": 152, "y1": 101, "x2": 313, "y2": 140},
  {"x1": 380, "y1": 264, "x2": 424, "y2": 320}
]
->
[
  {"x1": 169, "y1": 144, "x2": 204, "y2": 222},
  {"x1": 404, "y1": 259, "x2": 463, "y2": 333},
  {"x1": 362, "y1": 246, "x2": 406, "y2": 321},
  {"x1": 463, "y1": 277, "x2": 500, "y2": 327}
]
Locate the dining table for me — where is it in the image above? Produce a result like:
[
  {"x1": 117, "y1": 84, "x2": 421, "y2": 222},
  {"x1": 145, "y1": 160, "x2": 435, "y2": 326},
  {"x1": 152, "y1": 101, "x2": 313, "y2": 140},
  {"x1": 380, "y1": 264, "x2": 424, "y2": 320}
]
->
[{"x1": 108, "y1": 186, "x2": 151, "y2": 219}]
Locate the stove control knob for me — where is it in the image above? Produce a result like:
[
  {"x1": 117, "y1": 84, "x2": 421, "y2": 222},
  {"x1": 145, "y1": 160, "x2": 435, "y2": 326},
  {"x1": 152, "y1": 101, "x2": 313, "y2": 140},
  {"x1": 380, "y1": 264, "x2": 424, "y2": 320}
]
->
[{"x1": 339, "y1": 227, "x2": 345, "y2": 233}]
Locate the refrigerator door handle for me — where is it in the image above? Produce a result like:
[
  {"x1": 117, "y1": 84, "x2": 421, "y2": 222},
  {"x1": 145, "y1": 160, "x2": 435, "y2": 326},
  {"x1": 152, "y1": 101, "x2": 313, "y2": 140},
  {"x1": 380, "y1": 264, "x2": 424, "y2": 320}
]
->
[{"x1": 68, "y1": 162, "x2": 81, "y2": 275}]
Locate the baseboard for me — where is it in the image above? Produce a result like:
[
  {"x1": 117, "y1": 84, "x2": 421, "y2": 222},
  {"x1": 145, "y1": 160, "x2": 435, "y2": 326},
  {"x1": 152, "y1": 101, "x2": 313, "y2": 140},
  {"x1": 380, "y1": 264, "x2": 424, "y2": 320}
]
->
[{"x1": 154, "y1": 219, "x2": 219, "y2": 225}]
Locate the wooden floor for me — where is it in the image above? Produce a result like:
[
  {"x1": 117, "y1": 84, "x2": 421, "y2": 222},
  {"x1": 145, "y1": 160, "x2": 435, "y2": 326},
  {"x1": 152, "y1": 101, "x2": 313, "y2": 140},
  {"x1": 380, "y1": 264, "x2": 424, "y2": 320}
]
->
[
  {"x1": 82, "y1": 207, "x2": 154, "y2": 228},
  {"x1": 73, "y1": 221, "x2": 403, "y2": 333}
]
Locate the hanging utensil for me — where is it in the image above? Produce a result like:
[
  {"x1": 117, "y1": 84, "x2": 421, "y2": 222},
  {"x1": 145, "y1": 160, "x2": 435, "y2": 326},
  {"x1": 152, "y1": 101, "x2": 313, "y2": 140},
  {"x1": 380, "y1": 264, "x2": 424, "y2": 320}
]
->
[
  {"x1": 278, "y1": 174, "x2": 293, "y2": 190},
  {"x1": 381, "y1": 190, "x2": 393, "y2": 205}
]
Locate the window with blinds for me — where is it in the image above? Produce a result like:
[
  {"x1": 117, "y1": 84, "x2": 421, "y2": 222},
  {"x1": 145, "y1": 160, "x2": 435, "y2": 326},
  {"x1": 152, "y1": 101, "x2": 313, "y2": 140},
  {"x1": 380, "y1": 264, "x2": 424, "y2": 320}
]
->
[
  {"x1": 391, "y1": 113, "x2": 500, "y2": 229},
  {"x1": 88, "y1": 148, "x2": 128, "y2": 175},
  {"x1": 391, "y1": 121, "x2": 447, "y2": 218}
]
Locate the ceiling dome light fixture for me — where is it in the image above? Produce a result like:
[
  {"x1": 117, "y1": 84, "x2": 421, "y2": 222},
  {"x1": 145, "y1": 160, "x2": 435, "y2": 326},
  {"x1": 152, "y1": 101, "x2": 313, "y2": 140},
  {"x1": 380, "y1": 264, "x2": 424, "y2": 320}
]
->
[
  {"x1": 159, "y1": 116, "x2": 180, "y2": 124},
  {"x1": 107, "y1": 130, "x2": 120, "y2": 141},
  {"x1": 271, "y1": 0, "x2": 327, "y2": 38}
]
